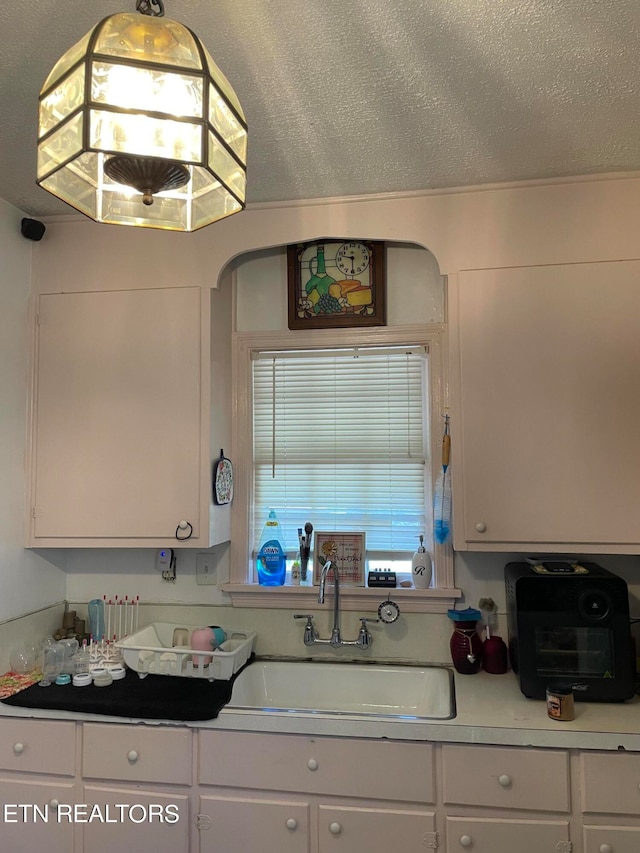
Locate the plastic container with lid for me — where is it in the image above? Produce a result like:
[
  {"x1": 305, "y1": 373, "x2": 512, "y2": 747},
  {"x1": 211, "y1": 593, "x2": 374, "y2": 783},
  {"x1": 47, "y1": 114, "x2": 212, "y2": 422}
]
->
[{"x1": 447, "y1": 607, "x2": 483, "y2": 674}]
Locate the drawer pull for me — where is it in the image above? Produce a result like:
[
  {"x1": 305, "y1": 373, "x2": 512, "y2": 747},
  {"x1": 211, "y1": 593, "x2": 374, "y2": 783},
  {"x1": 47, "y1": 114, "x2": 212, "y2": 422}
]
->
[
  {"x1": 49, "y1": 799, "x2": 59, "y2": 810},
  {"x1": 498, "y1": 774, "x2": 512, "y2": 788},
  {"x1": 307, "y1": 758, "x2": 319, "y2": 771},
  {"x1": 286, "y1": 818, "x2": 298, "y2": 831},
  {"x1": 13, "y1": 742, "x2": 24, "y2": 756},
  {"x1": 127, "y1": 750, "x2": 139, "y2": 764},
  {"x1": 474, "y1": 522, "x2": 487, "y2": 533},
  {"x1": 459, "y1": 836, "x2": 473, "y2": 848},
  {"x1": 599, "y1": 846, "x2": 612, "y2": 853},
  {"x1": 329, "y1": 822, "x2": 342, "y2": 835}
]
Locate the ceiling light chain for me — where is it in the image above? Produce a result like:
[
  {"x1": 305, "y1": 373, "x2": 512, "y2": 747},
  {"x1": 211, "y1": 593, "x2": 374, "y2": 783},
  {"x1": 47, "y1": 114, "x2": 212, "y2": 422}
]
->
[{"x1": 135, "y1": 0, "x2": 164, "y2": 17}]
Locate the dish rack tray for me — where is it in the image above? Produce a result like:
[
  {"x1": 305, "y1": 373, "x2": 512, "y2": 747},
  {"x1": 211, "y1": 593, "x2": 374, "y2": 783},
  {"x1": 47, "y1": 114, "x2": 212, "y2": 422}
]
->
[{"x1": 116, "y1": 623, "x2": 256, "y2": 681}]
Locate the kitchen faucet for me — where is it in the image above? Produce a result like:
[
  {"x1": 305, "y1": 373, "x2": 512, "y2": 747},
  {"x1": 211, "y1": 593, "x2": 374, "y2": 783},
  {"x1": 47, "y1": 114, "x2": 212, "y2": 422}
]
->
[
  {"x1": 294, "y1": 560, "x2": 378, "y2": 649},
  {"x1": 319, "y1": 559, "x2": 341, "y2": 646}
]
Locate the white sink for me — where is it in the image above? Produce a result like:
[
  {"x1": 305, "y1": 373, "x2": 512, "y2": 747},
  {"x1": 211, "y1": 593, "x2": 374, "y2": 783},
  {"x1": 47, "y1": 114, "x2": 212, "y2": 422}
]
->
[{"x1": 226, "y1": 660, "x2": 455, "y2": 719}]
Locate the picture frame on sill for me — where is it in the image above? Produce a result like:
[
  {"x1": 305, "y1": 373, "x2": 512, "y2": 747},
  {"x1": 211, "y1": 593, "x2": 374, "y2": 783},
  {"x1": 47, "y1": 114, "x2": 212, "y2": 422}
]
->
[
  {"x1": 313, "y1": 531, "x2": 366, "y2": 586},
  {"x1": 287, "y1": 239, "x2": 386, "y2": 330}
]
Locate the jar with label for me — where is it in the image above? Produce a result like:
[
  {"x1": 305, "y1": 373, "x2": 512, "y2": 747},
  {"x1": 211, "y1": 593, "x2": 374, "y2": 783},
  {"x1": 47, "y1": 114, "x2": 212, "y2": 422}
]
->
[{"x1": 546, "y1": 682, "x2": 575, "y2": 721}]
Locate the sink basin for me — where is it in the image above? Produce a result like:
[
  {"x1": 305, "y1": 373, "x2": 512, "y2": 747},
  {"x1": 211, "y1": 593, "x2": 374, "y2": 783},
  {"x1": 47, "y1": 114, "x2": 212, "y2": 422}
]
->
[{"x1": 226, "y1": 660, "x2": 455, "y2": 719}]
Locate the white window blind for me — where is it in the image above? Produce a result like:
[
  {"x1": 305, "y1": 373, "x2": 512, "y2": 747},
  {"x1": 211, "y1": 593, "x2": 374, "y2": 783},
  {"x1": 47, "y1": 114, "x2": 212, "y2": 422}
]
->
[{"x1": 252, "y1": 346, "x2": 429, "y2": 557}]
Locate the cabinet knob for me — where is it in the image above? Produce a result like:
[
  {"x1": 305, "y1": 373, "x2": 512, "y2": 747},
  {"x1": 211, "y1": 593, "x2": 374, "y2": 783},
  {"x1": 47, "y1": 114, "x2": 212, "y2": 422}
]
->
[
  {"x1": 459, "y1": 836, "x2": 473, "y2": 848},
  {"x1": 307, "y1": 758, "x2": 318, "y2": 771},
  {"x1": 599, "y1": 846, "x2": 612, "y2": 853},
  {"x1": 285, "y1": 818, "x2": 298, "y2": 831},
  {"x1": 329, "y1": 822, "x2": 342, "y2": 835},
  {"x1": 498, "y1": 774, "x2": 512, "y2": 788},
  {"x1": 49, "y1": 799, "x2": 59, "y2": 810},
  {"x1": 127, "y1": 750, "x2": 139, "y2": 763},
  {"x1": 474, "y1": 522, "x2": 487, "y2": 533},
  {"x1": 13, "y1": 742, "x2": 24, "y2": 755}
]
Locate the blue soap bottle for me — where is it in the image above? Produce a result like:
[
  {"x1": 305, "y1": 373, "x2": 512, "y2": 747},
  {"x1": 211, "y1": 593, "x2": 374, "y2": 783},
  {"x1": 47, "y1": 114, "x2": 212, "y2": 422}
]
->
[{"x1": 256, "y1": 509, "x2": 286, "y2": 586}]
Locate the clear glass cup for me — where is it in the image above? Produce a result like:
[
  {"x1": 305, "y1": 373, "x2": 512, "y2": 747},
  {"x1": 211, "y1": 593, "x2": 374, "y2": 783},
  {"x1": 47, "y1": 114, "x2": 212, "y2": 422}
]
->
[{"x1": 39, "y1": 643, "x2": 65, "y2": 687}]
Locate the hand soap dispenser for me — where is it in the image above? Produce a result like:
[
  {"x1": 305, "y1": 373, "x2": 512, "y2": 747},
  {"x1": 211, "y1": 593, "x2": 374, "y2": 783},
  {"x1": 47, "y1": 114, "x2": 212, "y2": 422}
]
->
[{"x1": 411, "y1": 535, "x2": 432, "y2": 589}]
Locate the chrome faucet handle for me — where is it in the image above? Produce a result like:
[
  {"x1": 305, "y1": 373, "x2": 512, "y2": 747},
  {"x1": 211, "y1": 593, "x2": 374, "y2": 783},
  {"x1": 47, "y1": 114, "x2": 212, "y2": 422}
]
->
[
  {"x1": 356, "y1": 616, "x2": 379, "y2": 650},
  {"x1": 294, "y1": 614, "x2": 318, "y2": 646}
]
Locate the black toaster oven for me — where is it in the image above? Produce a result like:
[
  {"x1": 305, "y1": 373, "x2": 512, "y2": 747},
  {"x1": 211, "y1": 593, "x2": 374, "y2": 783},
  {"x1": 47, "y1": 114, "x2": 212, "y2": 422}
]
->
[{"x1": 505, "y1": 561, "x2": 636, "y2": 702}]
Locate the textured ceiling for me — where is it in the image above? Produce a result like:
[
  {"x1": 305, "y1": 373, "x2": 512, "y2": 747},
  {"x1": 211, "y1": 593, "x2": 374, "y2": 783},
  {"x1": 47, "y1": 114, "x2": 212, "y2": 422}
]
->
[{"x1": 1, "y1": 0, "x2": 639, "y2": 218}]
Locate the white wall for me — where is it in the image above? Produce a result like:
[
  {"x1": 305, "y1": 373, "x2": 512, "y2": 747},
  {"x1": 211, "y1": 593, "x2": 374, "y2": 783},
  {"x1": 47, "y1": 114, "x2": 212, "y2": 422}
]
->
[
  {"x1": 0, "y1": 198, "x2": 67, "y2": 624},
  {"x1": 27, "y1": 175, "x2": 640, "y2": 662}
]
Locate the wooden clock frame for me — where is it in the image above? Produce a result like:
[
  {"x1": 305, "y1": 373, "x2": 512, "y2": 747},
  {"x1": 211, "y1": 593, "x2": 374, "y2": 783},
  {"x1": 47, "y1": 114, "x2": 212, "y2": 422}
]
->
[{"x1": 287, "y1": 239, "x2": 386, "y2": 330}]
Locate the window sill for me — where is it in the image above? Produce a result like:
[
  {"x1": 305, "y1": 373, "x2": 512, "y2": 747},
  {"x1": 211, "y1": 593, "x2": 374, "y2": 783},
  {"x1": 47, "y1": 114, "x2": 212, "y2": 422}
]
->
[{"x1": 222, "y1": 583, "x2": 462, "y2": 613}]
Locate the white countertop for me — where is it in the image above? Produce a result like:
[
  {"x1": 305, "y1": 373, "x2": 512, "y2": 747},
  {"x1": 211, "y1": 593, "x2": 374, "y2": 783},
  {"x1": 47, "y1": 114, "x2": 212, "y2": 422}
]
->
[{"x1": 2, "y1": 667, "x2": 639, "y2": 751}]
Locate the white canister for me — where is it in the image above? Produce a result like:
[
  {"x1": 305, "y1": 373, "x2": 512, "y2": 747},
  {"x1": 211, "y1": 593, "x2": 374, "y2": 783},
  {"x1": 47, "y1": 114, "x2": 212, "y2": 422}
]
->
[{"x1": 411, "y1": 535, "x2": 432, "y2": 589}]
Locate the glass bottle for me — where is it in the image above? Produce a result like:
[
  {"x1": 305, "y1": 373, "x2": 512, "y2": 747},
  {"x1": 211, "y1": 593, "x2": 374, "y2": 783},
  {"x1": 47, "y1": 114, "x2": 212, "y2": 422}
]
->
[
  {"x1": 447, "y1": 608, "x2": 483, "y2": 674},
  {"x1": 305, "y1": 244, "x2": 337, "y2": 310}
]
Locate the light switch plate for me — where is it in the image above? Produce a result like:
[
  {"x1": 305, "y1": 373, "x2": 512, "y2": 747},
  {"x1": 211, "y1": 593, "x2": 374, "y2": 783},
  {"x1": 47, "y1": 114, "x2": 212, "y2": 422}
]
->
[{"x1": 196, "y1": 552, "x2": 217, "y2": 585}]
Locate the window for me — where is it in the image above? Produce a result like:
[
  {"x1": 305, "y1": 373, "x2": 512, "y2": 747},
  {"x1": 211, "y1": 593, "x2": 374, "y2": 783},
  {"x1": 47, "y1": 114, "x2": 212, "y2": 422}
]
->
[
  {"x1": 227, "y1": 325, "x2": 457, "y2": 610},
  {"x1": 253, "y1": 346, "x2": 428, "y2": 569}
]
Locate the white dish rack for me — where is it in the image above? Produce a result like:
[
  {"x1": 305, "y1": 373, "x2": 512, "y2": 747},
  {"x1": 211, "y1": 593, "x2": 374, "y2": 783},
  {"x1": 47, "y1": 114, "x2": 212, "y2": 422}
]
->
[{"x1": 116, "y1": 623, "x2": 256, "y2": 681}]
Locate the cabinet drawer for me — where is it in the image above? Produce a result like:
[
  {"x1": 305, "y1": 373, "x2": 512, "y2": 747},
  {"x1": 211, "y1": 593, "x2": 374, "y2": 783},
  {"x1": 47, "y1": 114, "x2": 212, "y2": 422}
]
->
[
  {"x1": 83, "y1": 785, "x2": 190, "y2": 853},
  {"x1": 0, "y1": 718, "x2": 76, "y2": 776},
  {"x1": 584, "y1": 825, "x2": 640, "y2": 853},
  {"x1": 199, "y1": 795, "x2": 310, "y2": 853},
  {"x1": 446, "y1": 817, "x2": 570, "y2": 852},
  {"x1": 82, "y1": 723, "x2": 191, "y2": 785},
  {"x1": 442, "y1": 744, "x2": 570, "y2": 812},
  {"x1": 0, "y1": 778, "x2": 77, "y2": 853},
  {"x1": 581, "y1": 752, "x2": 640, "y2": 814},
  {"x1": 319, "y1": 805, "x2": 435, "y2": 853},
  {"x1": 199, "y1": 731, "x2": 434, "y2": 803}
]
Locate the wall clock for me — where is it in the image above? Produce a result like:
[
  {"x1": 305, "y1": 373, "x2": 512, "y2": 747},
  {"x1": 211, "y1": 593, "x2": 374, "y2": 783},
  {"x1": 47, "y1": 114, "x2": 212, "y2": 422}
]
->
[{"x1": 287, "y1": 239, "x2": 386, "y2": 330}]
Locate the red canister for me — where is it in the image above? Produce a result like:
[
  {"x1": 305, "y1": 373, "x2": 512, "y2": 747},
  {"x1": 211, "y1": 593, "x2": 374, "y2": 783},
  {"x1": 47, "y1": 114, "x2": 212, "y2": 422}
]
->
[
  {"x1": 447, "y1": 608, "x2": 483, "y2": 674},
  {"x1": 482, "y1": 634, "x2": 508, "y2": 674}
]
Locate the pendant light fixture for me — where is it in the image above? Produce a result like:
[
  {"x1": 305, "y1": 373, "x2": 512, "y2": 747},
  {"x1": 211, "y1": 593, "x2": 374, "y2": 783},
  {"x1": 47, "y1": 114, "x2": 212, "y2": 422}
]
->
[{"x1": 37, "y1": 0, "x2": 247, "y2": 232}]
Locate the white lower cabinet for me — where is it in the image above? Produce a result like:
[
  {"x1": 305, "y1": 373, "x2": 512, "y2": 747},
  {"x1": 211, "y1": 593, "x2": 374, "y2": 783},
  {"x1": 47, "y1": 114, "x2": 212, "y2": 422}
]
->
[
  {"x1": 580, "y1": 751, "x2": 640, "y2": 853},
  {"x1": 442, "y1": 744, "x2": 571, "y2": 852},
  {"x1": 0, "y1": 718, "x2": 78, "y2": 852},
  {"x1": 81, "y1": 785, "x2": 190, "y2": 853},
  {"x1": 196, "y1": 731, "x2": 436, "y2": 853},
  {"x1": 0, "y1": 777, "x2": 78, "y2": 853},
  {"x1": 583, "y1": 825, "x2": 640, "y2": 853},
  {"x1": 80, "y1": 722, "x2": 191, "y2": 852},
  {"x1": 446, "y1": 816, "x2": 570, "y2": 852},
  {"x1": 3, "y1": 716, "x2": 640, "y2": 852},
  {"x1": 198, "y1": 794, "x2": 310, "y2": 853},
  {"x1": 317, "y1": 804, "x2": 435, "y2": 853}
]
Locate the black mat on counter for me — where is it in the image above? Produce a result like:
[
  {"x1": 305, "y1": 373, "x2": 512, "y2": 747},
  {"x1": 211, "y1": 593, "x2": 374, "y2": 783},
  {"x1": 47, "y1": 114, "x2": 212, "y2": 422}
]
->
[{"x1": 1, "y1": 655, "x2": 254, "y2": 721}]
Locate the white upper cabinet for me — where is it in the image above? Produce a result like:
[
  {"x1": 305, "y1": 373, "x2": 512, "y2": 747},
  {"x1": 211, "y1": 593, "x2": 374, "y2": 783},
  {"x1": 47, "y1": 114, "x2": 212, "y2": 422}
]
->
[
  {"x1": 449, "y1": 261, "x2": 640, "y2": 552},
  {"x1": 27, "y1": 286, "x2": 218, "y2": 547}
]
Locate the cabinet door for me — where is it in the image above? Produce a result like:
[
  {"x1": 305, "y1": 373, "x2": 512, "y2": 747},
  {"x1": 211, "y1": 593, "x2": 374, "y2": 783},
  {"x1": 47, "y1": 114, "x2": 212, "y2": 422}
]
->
[
  {"x1": 82, "y1": 785, "x2": 189, "y2": 853},
  {"x1": 31, "y1": 287, "x2": 203, "y2": 544},
  {"x1": 584, "y1": 824, "x2": 640, "y2": 853},
  {"x1": 446, "y1": 816, "x2": 570, "y2": 853},
  {"x1": 318, "y1": 805, "x2": 435, "y2": 853},
  {"x1": 581, "y1": 752, "x2": 640, "y2": 814},
  {"x1": 198, "y1": 794, "x2": 310, "y2": 853},
  {"x1": 0, "y1": 777, "x2": 77, "y2": 853},
  {"x1": 450, "y1": 261, "x2": 640, "y2": 551}
]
